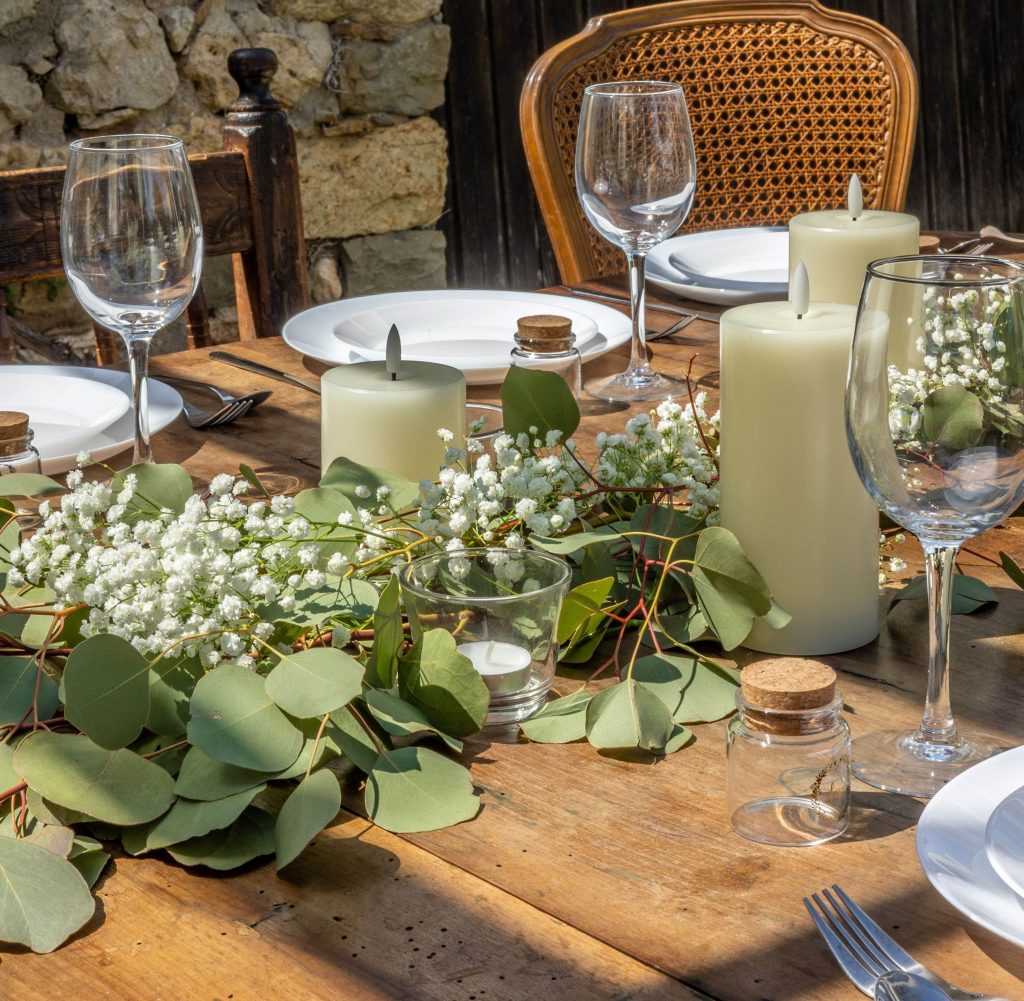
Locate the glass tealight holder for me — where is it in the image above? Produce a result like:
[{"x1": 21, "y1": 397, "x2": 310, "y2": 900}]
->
[
  {"x1": 726, "y1": 689, "x2": 851, "y2": 847},
  {"x1": 398, "y1": 547, "x2": 571, "y2": 730}
]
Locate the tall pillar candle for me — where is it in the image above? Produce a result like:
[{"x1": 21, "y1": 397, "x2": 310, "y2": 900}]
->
[
  {"x1": 320, "y1": 327, "x2": 465, "y2": 483},
  {"x1": 719, "y1": 267, "x2": 880, "y2": 654},
  {"x1": 789, "y1": 175, "x2": 919, "y2": 305}
]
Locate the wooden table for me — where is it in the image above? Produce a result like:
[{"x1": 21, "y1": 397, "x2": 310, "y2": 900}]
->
[{"x1": 4, "y1": 276, "x2": 1024, "y2": 1001}]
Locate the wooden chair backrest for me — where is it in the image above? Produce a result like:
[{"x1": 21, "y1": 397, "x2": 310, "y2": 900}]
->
[
  {"x1": 520, "y1": 0, "x2": 919, "y2": 284},
  {"x1": 0, "y1": 47, "x2": 310, "y2": 365}
]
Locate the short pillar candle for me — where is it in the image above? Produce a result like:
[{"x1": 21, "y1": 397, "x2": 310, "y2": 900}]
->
[
  {"x1": 789, "y1": 175, "x2": 919, "y2": 305},
  {"x1": 718, "y1": 263, "x2": 880, "y2": 655}
]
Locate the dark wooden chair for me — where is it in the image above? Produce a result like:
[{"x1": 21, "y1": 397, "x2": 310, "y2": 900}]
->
[
  {"x1": 520, "y1": 0, "x2": 919, "y2": 284},
  {"x1": 0, "y1": 47, "x2": 310, "y2": 366}
]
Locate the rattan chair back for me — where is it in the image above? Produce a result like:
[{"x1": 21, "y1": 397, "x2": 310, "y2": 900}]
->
[{"x1": 521, "y1": 0, "x2": 919, "y2": 284}]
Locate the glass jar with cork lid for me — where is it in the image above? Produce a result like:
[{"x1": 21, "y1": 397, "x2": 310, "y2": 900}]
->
[
  {"x1": 726, "y1": 657, "x2": 851, "y2": 846},
  {"x1": 510, "y1": 314, "x2": 582, "y2": 399},
  {"x1": 0, "y1": 411, "x2": 40, "y2": 474}
]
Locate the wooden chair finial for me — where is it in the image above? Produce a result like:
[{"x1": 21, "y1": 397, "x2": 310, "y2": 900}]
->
[{"x1": 228, "y1": 48, "x2": 280, "y2": 112}]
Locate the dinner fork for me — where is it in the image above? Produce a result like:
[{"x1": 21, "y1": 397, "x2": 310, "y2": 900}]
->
[
  {"x1": 162, "y1": 375, "x2": 271, "y2": 430},
  {"x1": 804, "y1": 885, "x2": 1011, "y2": 1001}
]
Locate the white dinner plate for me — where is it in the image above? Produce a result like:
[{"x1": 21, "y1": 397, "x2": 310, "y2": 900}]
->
[
  {"x1": 646, "y1": 226, "x2": 790, "y2": 305},
  {"x1": 986, "y1": 785, "x2": 1024, "y2": 901},
  {"x1": 282, "y1": 290, "x2": 632, "y2": 385},
  {"x1": 0, "y1": 365, "x2": 183, "y2": 475},
  {"x1": 916, "y1": 745, "x2": 1024, "y2": 949}
]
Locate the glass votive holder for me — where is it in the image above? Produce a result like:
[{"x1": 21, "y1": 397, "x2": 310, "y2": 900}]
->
[
  {"x1": 398, "y1": 547, "x2": 571, "y2": 729},
  {"x1": 726, "y1": 659, "x2": 851, "y2": 846}
]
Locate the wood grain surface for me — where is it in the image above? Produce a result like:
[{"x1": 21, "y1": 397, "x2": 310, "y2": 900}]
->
[{"x1": 3, "y1": 270, "x2": 1024, "y2": 999}]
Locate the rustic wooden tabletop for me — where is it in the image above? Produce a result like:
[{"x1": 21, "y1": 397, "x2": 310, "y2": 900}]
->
[{"x1": 4, "y1": 259, "x2": 1024, "y2": 1001}]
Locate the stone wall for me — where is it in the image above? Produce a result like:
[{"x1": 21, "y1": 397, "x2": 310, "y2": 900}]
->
[{"x1": 0, "y1": 0, "x2": 450, "y2": 362}]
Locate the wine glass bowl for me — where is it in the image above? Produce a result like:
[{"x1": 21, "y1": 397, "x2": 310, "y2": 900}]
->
[
  {"x1": 846, "y1": 255, "x2": 1024, "y2": 795},
  {"x1": 61, "y1": 134, "x2": 203, "y2": 463},
  {"x1": 575, "y1": 81, "x2": 696, "y2": 402}
]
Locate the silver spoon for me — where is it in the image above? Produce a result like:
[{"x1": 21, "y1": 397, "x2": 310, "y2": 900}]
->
[{"x1": 979, "y1": 225, "x2": 1024, "y2": 245}]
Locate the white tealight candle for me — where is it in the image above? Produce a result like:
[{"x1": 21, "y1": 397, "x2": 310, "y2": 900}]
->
[
  {"x1": 719, "y1": 264, "x2": 880, "y2": 654},
  {"x1": 320, "y1": 325, "x2": 466, "y2": 483},
  {"x1": 456, "y1": 640, "x2": 533, "y2": 695},
  {"x1": 789, "y1": 174, "x2": 919, "y2": 305}
]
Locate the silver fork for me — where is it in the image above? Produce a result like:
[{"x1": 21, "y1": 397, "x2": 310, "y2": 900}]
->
[
  {"x1": 161, "y1": 376, "x2": 271, "y2": 430},
  {"x1": 804, "y1": 885, "x2": 1011, "y2": 1001}
]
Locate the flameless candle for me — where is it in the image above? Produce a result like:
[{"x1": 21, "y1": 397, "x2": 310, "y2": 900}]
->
[
  {"x1": 320, "y1": 325, "x2": 466, "y2": 482},
  {"x1": 456, "y1": 640, "x2": 534, "y2": 695},
  {"x1": 719, "y1": 262, "x2": 880, "y2": 654},
  {"x1": 789, "y1": 175, "x2": 919, "y2": 305}
]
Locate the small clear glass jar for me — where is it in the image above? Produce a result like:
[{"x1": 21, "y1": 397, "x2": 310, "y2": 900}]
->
[
  {"x1": 510, "y1": 315, "x2": 582, "y2": 399},
  {"x1": 726, "y1": 689, "x2": 851, "y2": 846},
  {"x1": 0, "y1": 414, "x2": 40, "y2": 475}
]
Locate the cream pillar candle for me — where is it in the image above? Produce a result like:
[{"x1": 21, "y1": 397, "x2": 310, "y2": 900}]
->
[
  {"x1": 719, "y1": 263, "x2": 880, "y2": 654},
  {"x1": 320, "y1": 326, "x2": 466, "y2": 483},
  {"x1": 789, "y1": 175, "x2": 919, "y2": 305}
]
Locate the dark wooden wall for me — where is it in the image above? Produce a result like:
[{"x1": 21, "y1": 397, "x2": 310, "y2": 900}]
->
[{"x1": 439, "y1": 0, "x2": 1024, "y2": 290}]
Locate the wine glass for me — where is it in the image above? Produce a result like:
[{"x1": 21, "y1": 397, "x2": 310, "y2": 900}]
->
[
  {"x1": 846, "y1": 255, "x2": 1024, "y2": 796},
  {"x1": 61, "y1": 135, "x2": 203, "y2": 464},
  {"x1": 575, "y1": 81, "x2": 696, "y2": 402}
]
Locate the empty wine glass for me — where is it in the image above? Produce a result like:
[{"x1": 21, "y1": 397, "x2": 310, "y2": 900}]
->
[
  {"x1": 846, "y1": 255, "x2": 1024, "y2": 796},
  {"x1": 575, "y1": 81, "x2": 696, "y2": 402},
  {"x1": 61, "y1": 135, "x2": 203, "y2": 463}
]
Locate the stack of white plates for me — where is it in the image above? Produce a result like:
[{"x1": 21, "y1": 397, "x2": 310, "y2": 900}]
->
[
  {"x1": 646, "y1": 226, "x2": 790, "y2": 305},
  {"x1": 0, "y1": 366, "x2": 183, "y2": 474},
  {"x1": 917, "y1": 744, "x2": 1024, "y2": 947},
  {"x1": 282, "y1": 290, "x2": 632, "y2": 385}
]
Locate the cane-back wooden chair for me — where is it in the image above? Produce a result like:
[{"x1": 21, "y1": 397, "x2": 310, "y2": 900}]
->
[
  {"x1": 0, "y1": 47, "x2": 309, "y2": 366},
  {"x1": 520, "y1": 0, "x2": 919, "y2": 284}
]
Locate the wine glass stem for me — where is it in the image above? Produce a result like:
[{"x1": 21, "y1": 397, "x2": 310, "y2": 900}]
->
[
  {"x1": 126, "y1": 336, "x2": 153, "y2": 464},
  {"x1": 625, "y1": 250, "x2": 654, "y2": 378},
  {"x1": 918, "y1": 542, "x2": 959, "y2": 745}
]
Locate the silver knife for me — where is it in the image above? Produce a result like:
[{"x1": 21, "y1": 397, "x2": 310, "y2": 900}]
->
[{"x1": 210, "y1": 351, "x2": 321, "y2": 395}]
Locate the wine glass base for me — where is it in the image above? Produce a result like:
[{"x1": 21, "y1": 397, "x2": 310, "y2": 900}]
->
[
  {"x1": 585, "y1": 370, "x2": 684, "y2": 403},
  {"x1": 852, "y1": 728, "x2": 1000, "y2": 798}
]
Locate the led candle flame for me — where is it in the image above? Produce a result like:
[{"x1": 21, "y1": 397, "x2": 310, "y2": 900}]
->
[
  {"x1": 791, "y1": 260, "x2": 809, "y2": 319},
  {"x1": 385, "y1": 323, "x2": 401, "y2": 381},
  {"x1": 848, "y1": 174, "x2": 863, "y2": 221}
]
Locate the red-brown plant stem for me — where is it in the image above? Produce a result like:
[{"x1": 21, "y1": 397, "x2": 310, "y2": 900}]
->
[{"x1": 0, "y1": 780, "x2": 27, "y2": 804}]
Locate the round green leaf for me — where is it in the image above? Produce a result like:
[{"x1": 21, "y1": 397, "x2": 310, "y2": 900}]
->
[
  {"x1": 0, "y1": 656, "x2": 58, "y2": 726},
  {"x1": 188, "y1": 665, "x2": 303, "y2": 772},
  {"x1": 319, "y1": 456, "x2": 419, "y2": 511},
  {"x1": 0, "y1": 473, "x2": 63, "y2": 499},
  {"x1": 113, "y1": 462, "x2": 193, "y2": 522},
  {"x1": 364, "y1": 689, "x2": 463, "y2": 752},
  {"x1": 585, "y1": 679, "x2": 675, "y2": 753},
  {"x1": 63, "y1": 634, "x2": 151, "y2": 749},
  {"x1": 520, "y1": 689, "x2": 591, "y2": 744},
  {"x1": 365, "y1": 746, "x2": 479, "y2": 834},
  {"x1": 325, "y1": 706, "x2": 380, "y2": 775},
  {"x1": 275, "y1": 768, "x2": 341, "y2": 870},
  {"x1": 174, "y1": 746, "x2": 269, "y2": 801},
  {"x1": 0, "y1": 836, "x2": 95, "y2": 953},
  {"x1": 265, "y1": 647, "x2": 364, "y2": 719},
  {"x1": 14, "y1": 732, "x2": 175, "y2": 826},
  {"x1": 293, "y1": 487, "x2": 359, "y2": 559},
  {"x1": 167, "y1": 807, "x2": 275, "y2": 871},
  {"x1": 501, "y1": 364, "x2": 580, "y2": 440},
  {"x1": 146, "y1": 787, "x2": 263, "y2": 851},
  {"x1": 148, "y1": 653, "x2": 204, "y2": 738}
]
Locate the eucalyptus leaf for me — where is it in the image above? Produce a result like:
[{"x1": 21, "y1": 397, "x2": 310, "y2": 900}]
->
[
  {"x1": 366, "y1": 574, "x2": 403, "y2": 689},
  {"x1": 173, "y1": 747, "x2": 268, "y2": 801},
  {"x1": 0, "y1": 473, "x2": 63, "y2": 499},
  {"x1": 265, "y1": 647, "x2": 364, "y2": 719},
  {"x1": 664, "y1": 723, "x2": 694, "y2": 753},
  {"x1": 632, "y1": 654, "x2": 738, "y2": 724},
  {"x1": 921, "y1": 386, "x2": 984, "y2": 449},
  {"x1": 69, "y1": 846, "x2": 110, "y2": 888},
  {"x1": 275, "y1": 768, "x2": 341, "y2": 870},
  {"x1": 364, "y1": 688, "x2": 463, "y2": 752},
  {"x1": 63, "y1": 634, "x2": 151, "y2": 749},
  {"x1": 585, "y1": 679, "x2": 675, "y2": 753},
  {"x1": 319, "y1": 456, "x2": 419, "y2": 511},
  {"x1": 0, "y1": 741, "x2": 18, "y2": 791},
  {"x1": 0, "y1": 656, "x2": 58, "y2": 726},
  {"x1": 325, "y1": 706, "x2": 381, "y2": 774},
  {"x1": 890, "y1": 573, "x2": 999, "y2": 615},
  {"x1": 0, "y1": 498, "x2": 18, "y2": 571},
  {"x1": 0, "y1": 836, "x2": 95, "y2": 953},
  {"x1": 112, "y1": 463, "x2": 193, "y2": 522},
  {"x1": 628, "y1": 504, "x2": 703, "y2": 562},
  {"x1": 239, "y1": 463, "x2": 271, "y2": 498},
  {"x1": 293, "y1": 487, "x2": 359, "y2": 558},
  {"x1": 146, "y1": 787, "x2": 262, "y2": 851},
  {"x1": 559, "y1": 620, "x2": 610, "y2": 664},
  {"x1": 365, "y1": 746, "x2": 479, "y2": 834},
  {"x1": 271, "y1": 717, "x2": 340, "y2": 780},
  {"x1": 14, "y1": 732, "x2": 175, "y2": 826},
  {"x1": 24, "y1": 823, "x2": 75, "y2": 857},
  {"x1": 657, "y1": 608, "x2": 709, "y2": 646},
  {"x1": 148, "y1": 652, "x2": 204, "y2": 738},
  {"x1": 530, "y1": 528, "x2": 619, "y2": 556},
  {"x1": 1000, "y1": 551, "x2": 1024, "y2": 589},
  {"x1": 520, "y1": 689, "x2": 591, "y2": 743},
  {"x1": 398, "y1": 630, "x2": 489, "y2": 738},
  {"x1": 166, "y1": 807, "x2": 275, "y2": 871},
  {"x1": 557, "y1": 576, "x2": 614, "y2": 645},
  {"x1": 18, "y1": 608, "x2": 54, "y2": 649},
  {"x1": 188, "y1": 665, "x2": 303, "y2": 772},
  {"x1": 501, "y1": 364, "x2": 580, "y2": 440}
]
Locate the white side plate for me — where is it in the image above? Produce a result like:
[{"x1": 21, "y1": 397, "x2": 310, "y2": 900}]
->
[
  {"x1": 282, "y1": 290, "x2": 632, "y2": 385},
  {"x1": 986, "y1": 784, "x2": 1024, "y2": 901},
  {"x1": 917, "y1": 745, "x2": 1024, "y2": 949}
]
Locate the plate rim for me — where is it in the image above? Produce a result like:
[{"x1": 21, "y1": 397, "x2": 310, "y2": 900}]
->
[
  {"x1": 916, "y1": 744, "x2": 1024, "y2": 949},
  {"x1": 985, "y1": 784, "x2": 1024, "y2": 900}
]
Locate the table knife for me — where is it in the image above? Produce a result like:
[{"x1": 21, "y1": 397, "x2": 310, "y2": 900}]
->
[{"x1": 210, "y1": 351, "x2": 321, "y2": 395}]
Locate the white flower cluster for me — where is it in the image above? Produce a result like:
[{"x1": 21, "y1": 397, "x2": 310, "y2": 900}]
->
[
  {"x1": 888, "y1": 283, "x2": 1012, "y2": 436},
  {"x1": 6, "y1": 472, "x2": 341, "y2": 669}
]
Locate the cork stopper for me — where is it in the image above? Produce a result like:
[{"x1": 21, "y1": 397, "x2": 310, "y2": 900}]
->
[
  {"x1": 742, "y1": 657, "x2": 837, "y2": 711},
  {"x1": 0, "y1": 411, "x2": 30, "y2": 459},
  {"x1": 515, "y1": 314, "x2": 574, "y2": 353}
]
